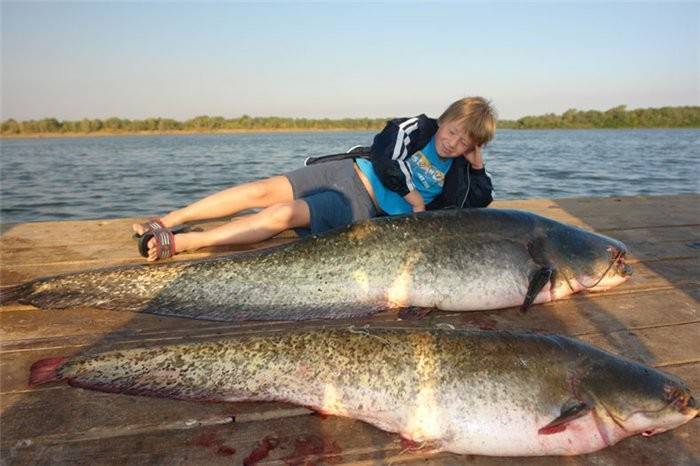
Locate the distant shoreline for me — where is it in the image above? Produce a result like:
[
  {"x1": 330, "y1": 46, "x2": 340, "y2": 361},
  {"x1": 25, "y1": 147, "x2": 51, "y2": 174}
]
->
[
  {"x1": 2, "y1": 126, "x2": 699, "y2": 141},
  {"x1": 0, "y1": 127, "x2": 368, "y2": 140},
  {"x1": 3, "y1": 105, "x2": 698, "y2": 139}
]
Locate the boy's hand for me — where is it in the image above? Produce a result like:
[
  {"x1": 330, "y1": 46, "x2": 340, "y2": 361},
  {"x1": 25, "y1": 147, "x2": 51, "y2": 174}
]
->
[
  {"x1": 404, "y1": 190, "x2": 425, "y2": 213},
  {"x1": 464, "y1": 144, "x2": 484, "y2": 169}
]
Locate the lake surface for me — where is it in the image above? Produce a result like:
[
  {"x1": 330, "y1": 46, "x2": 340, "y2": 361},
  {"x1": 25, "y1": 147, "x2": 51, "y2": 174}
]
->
[{"x1": 0, "y1": 129, "x2": 698, "y2": 223}]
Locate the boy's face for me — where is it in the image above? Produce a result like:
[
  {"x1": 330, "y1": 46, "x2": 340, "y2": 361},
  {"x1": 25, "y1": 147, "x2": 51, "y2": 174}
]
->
[{"x1": 435, "y1": 120, "x2": 473, "y2": 158}]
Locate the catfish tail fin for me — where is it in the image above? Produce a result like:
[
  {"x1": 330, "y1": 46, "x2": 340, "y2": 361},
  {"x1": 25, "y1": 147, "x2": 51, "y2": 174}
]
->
[
  {"x1": 29, "y1": 357, "x2": 67, "y2": 386},
  {"x1": 0, "y1": 282, "x2": 33, "y2": 305}
]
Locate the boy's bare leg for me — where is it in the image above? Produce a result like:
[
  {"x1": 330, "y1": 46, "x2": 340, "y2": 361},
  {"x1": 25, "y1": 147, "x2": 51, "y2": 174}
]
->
[
  {"x1": 145, "y1": 200, "x2": 310, "y2": 261},
  {"x1": 133, "y1": 176, "x2": 294, "y2": 235}
]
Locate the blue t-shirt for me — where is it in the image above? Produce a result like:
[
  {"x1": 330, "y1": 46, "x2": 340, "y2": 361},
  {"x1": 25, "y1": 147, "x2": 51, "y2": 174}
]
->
[{"x1": 356, "y1": 136, "x2": 452, "y2": 215}]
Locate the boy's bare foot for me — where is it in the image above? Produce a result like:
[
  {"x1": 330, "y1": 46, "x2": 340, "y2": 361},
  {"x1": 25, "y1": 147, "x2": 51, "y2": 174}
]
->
[{"x1": 145, "y1": 231, "x2": 199, "y2": 262}]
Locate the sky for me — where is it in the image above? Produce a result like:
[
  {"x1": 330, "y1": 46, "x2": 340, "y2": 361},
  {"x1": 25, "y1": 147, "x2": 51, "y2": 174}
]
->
[{"x1": 1, "y1": 1, "x2": 698, "y2": 121}]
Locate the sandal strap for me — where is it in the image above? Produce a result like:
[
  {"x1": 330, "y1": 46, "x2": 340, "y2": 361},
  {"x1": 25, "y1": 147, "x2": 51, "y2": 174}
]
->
[
  {"x1": 153, "y1": 229, "x2": 176, "y2": 259},
  {"x1": 143, "y1": 218, "x2": 166, "y2": 233}
]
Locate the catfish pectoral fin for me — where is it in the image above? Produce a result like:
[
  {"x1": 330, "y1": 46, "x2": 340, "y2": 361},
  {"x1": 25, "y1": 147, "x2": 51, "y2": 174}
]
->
[
  {"x1": 538, "y1": 399, "x2": 591, "y2": 435},
  {"x1": 521, "y1": 266, "x2": 554, "y2": 312}
]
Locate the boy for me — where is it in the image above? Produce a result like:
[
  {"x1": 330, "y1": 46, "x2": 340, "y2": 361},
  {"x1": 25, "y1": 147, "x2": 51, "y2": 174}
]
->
[{"x1": 134, "y1": 97, "x2": 497, "y2": 261}]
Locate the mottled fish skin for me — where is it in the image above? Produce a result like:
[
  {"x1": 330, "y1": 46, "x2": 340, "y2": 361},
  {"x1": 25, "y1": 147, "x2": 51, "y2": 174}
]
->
[
  {"x1": 36, "y1": 327, "x2": 696, "y2": 456},
  {"x1": 1, "y1": 209, "x2": 631, "y2": 321}
]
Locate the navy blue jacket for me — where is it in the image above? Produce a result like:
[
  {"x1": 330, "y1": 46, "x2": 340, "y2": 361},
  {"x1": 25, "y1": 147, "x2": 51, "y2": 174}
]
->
[{"x1": 370, "y1": 114, "x2": 493, "y2": 209}]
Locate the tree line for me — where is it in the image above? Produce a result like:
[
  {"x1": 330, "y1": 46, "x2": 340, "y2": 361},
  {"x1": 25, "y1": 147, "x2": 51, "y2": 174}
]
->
[
  {"x1": 498, "y1": 105, "x2": 700, "y2": 129},
  {"x1": 0, "y1": 115, "x2": 387, "y2": 136},
  {"x1": 1, "y1": 106, "x2": 698, "y2": 136}
]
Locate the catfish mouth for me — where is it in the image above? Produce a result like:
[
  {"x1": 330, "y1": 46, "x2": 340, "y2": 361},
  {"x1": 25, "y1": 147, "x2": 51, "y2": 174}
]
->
[
  {"x1": 641, "y1": 427, "x2": 665, "y2": 437},
  {"x1": 578, "y1": 246, "x2": 631, "y2": 291},
  {"x1": 640, "y1": 396, "x2": 698, "y2": 436},
  {"x1": 605, "y1": 391, "x2": 697, "y2": 438},
  {"x1": 611, "y1": 247, "x2": 632, "y2": 278}
]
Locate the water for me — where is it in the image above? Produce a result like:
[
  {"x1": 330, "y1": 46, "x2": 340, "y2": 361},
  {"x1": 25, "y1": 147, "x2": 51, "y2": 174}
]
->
[{"x1": 1, "y1": 129, "x2": 698, "y2": 223}]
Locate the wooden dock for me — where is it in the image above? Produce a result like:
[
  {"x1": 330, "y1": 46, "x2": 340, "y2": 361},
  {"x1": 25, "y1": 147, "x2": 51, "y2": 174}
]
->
[{"x1": 1, "y1": 194, "x2": 698, "y2": 465}]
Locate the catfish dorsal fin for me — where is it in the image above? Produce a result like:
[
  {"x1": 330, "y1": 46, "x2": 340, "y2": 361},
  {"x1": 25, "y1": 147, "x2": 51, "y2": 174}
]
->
[{"x1": 538, "y1": 399, "x2": 591, "y2": 435}]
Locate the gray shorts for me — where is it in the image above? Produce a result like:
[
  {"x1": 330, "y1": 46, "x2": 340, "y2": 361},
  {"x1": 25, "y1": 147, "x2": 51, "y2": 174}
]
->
[{"x1": 284, "y1": 159, "x2": 377, "y2": 235}]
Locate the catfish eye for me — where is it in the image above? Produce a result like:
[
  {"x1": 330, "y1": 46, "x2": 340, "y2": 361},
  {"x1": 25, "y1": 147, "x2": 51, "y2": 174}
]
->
[
  {"x1": 663, "y1": 386, "x2": 694, "y2": 410},
  {"x1": 664, "y1": 385, "x2": 681, "y2": 401}
]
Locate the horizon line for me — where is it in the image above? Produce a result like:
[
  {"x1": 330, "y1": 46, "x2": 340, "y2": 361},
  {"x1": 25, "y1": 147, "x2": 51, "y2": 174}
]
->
[{"x1": 3, "y1": 104, "x2": 700, "y2": 123}]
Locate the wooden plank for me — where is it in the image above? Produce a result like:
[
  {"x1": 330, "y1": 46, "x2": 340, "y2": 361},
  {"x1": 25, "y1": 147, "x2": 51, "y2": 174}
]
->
[
  {"x1": 0, "y1": 232, "x2": 295, "y2": 267},
  {"x1": 546, "y1": 194, "x2": 699, "y2": 230},
  {"x1": 2, "y1": 195, "x2": 696, "y2": 268},
  {"x1": 577, "y1": 323, "x2": 700, "y2": 366},
  {"x1": 627, "y1": 242, "x2": 699, "y2": 262},
  {"x1": 488, "y1": 194, "x2": 699, "y2": 230},
  {"x1": 0, "y1": 388, "x2": 308, "y2": 446},
  {"x1": 602, "y1": 258, "x2": 698, "y2": 290},
  {"x1": 2, "y1": 284, "x2": 698, "y2": 350},
  {"x1": 0, "y1": 218, "x2": 296, "y2": 287},
  {"x1": 608, "y1": 225, "x2": 699, "y2": 244},
  {"x1": 4, "y1": 413, "x2": 395, "y2": 466}
]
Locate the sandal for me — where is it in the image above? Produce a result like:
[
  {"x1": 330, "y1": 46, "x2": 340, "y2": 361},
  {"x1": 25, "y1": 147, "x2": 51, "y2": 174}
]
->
[
  {"x1": 138, "y1": 226, "x2": 191, "y2": 258},
  {"x1": 139, "y1": 228, "x2": 177, "y2": 259},
  {"x1": 133, "y1": 218, "x2": 165, "y2": 238},
  {"x1": 132, "y1": 218, "x2": 189, "y2": 240}
]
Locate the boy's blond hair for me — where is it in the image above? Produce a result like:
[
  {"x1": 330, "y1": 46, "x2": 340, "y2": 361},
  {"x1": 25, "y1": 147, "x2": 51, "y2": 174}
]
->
[{"x1": 438, "y1": 97, "x2": 497, "y2": 146}]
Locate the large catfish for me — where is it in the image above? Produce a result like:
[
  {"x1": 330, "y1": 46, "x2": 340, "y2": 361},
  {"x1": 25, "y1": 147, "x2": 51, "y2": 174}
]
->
[
  {"x1": 30, "y1": 327, "x2": 696, "y2": 456},
  {"x1": 1, "y1": 209, "x2": 631, "y2": 321}
]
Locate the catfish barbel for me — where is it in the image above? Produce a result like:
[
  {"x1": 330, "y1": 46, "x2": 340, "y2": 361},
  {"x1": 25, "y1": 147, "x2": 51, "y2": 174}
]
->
[
  {"x1": 29, "y1": 327, "x2": 696, "y2": 456},
  {"x1": 1, "y1": 209, "x2": 631, "y2": 321}
]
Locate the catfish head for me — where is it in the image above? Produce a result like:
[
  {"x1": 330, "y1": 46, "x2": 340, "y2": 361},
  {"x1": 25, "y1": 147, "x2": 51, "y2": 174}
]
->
[
  {"x1": 535, "y1": 223, "x2": 632, "y2": 294},
  {"x1": 571, "y1": 348, "x2": 697, "y2": 442}
]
